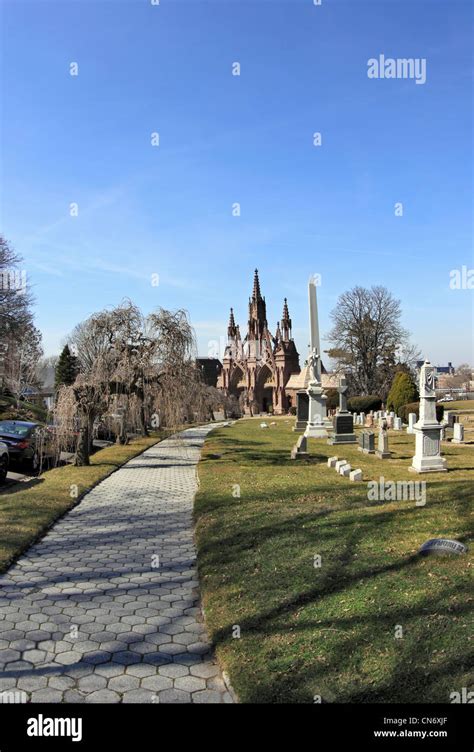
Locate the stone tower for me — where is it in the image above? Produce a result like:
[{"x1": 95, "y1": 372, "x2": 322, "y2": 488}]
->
[{"x1": 218, "y1": 270, "x2": 300, "y2": 414}]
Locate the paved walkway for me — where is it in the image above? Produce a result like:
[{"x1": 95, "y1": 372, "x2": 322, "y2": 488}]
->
[{"x1": 0, "y1": 426, "x2": 233, "y2": 703}]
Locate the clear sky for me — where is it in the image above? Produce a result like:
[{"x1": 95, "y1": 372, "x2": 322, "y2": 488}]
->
[{"x1": 1, "y1": 0, "x2": 473, "y2": 367}]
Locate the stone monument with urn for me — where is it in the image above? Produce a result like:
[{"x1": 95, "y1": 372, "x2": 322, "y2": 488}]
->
[{"x1": 410, "y1": 360, "x2": 447, "y2": 473}]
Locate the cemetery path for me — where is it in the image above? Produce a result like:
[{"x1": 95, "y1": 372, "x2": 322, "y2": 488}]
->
[{"x1": 0, "y1": 425, "x2": 234, "y2": 704}]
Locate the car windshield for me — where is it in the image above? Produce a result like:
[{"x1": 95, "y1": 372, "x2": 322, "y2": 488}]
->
[{"x1": 0, "y1": 421, "x2": 32, "y2": 437}]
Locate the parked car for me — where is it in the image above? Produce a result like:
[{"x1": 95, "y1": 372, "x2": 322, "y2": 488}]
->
[
  {"x1": 0, "y1": 441, "x2": 9, "y2": 483},
  {"x1": 0, "y1": 420, "x2": 58, "y2": 471}
]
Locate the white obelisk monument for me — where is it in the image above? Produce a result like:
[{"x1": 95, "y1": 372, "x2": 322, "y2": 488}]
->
[
  {"x1": 304, "y1": 277, "x2": 331, "y2": 439},
  {"x1": 410, "y1": 359, "x2": 447, "y2": 473}
]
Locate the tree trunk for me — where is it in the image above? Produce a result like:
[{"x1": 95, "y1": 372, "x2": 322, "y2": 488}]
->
[
  {"x1": 75, "y1": 424, "x2": 90, "y2": 466},
  {"x1": 139, "y1": 400, "x2": 149, "y2": 436}
]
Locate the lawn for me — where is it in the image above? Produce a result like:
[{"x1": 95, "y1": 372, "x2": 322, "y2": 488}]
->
[
  {"x1": 194, "y1": 417, "x2": 474, "y2": 703},
  {"x1": 442, "y1": 400, "x2": 474, "y2": 411},
  {"x1": 0, "y1": 432, "x2": 165, "y2": 575}
]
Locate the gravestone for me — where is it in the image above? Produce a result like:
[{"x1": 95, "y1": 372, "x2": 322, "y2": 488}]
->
[
  {"x1": 340, "y1": 463, "x2": 352, "y2": 477},
  {"x1": 335, "y1": 459, "x2": 348, "y2": 472},
  {"x1": 359, "y1": 430, "x2": 375, "y2": 454},
  {"x1": 453, "y1": 423, "x2": 465, "y2": 444},
  {"x1": 410, "y1": 360, "x2": 447, "y2": 474},
  {"x1": 327, "y1": 456, "x2": 338, "y2": 468},
  {"x1": 445, "y1": 411, "x2": 457, "y2": 429},
  {"x1": 394, "y1": 417, "x2": 402, "y2": 430},
  {"x1": 290, "y1": 434, "x2": 308, "y2": 459},
  {"x1": 419, "y1": 538, "x2": 467, "y2": 556},
  {"x1": 328, "y1": 375, "x2": 357, "y2": 445},
  {"x1": 375, "y1": 419, "x2": 391, "y2": 459},
  {"x1": 365, "y1": 414, "x2": 374, "y2": 428},
  {"x1": 386, "y1": 416, "x2": 394, "y2": 429},
  {"x1": 407, "y1": 413, "x2": 417, "y2": 434},
  {"x1": 350, "y1": 469, "x2": 363, "y2": 482},
  {"x1": 294, "y1": 390, "x2": 309, "y2": 432}
]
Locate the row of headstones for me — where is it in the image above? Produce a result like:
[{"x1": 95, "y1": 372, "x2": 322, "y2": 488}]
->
[
  {"x1": 327, "y1": 456, "x2": 362, "y2": 481},
  {"x1": 291, "y1": 414, "x2": 464, "y2": 460},
  {"x1": 354, "y1": 411, "x2": 403, "y2": 429},
  {"x1": 355, "y1": 410, "x2": 465, "y2": 442}
]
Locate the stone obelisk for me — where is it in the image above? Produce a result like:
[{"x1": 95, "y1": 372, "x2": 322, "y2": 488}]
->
[
  {"x1": 304, "y1": 277, "x2": 331, "y2": 439},
  {"x1": 410, "y1": 359, "x2": 447, "y2": 473}
]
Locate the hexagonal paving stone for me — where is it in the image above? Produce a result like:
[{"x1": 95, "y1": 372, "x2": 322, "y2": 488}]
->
[
  {"x1": 17, "y1": 675, "x2": 48, "y2": 691},
  {"x1": 94, "y1": 663, "x2": 126, "y2": 679},
  {"x1": 64, "y1": 689, "x2": 87, "y2": 703},
  {"x1": 125, "y1": 664, "x2": 156, "y2": 679},
  {"x1": 22, "y1": 649, "x2": 47, "y2": 664},
  {"x1": 85, "y1": 689, "x2": 120, "y2": 703},
  {"x1": 141, "y1": 675, "x2": 173, "y2": 692},
  {"x1": 113, "y1": 651, "x2": 142, "y2": 666},
  {"x1": 174, "y1": 675, "x2": 206, "y2": 693},
  {"x1": 77, "y1": 674, "x2": 108, "y2": 692},
  {"x1": 108, "y1": 675, "x2": 140, "y2": 693},
  {"x1": 55, "y1": 650, "x2": 83, "y2": 666},
  {"x1": 189, "y1": 662, "x2": 220, "y2": 679},
  {"x1": 121, "y1": 688, "x2": 156, "y2": 703},
  {"x1": 0, "y1": 649, "x2": 21, "y2": 665},
  {"x1": 82, "y1": 651, "x2": 112, "y2": 665},
  {"x1": 157, "y1": 688, "x2": 191, "y2": 704},
  {"x1": 48, "y1": 676, "x2": 76, "y2": 691},
  {"x1": 29, "y1": 688, "x2": 64, "y2": 703},
  {"x1": 159, "y1": 664, "x2": 189, "y2": 679}
]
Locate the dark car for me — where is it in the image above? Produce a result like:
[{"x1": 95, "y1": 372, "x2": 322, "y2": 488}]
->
[{"x1": 0, "y1": 420, "x2": 58, "y2": 471}]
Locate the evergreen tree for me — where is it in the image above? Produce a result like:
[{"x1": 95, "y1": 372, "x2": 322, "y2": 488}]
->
[
  {"x1": 55, "y1": 345, "x2": 79, "y2": 389},
  {"x1": 386, "y1": 371, "x2": 418, "y2": 414}
]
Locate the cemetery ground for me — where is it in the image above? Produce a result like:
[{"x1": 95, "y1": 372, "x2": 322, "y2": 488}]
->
[
  {"x1": 0, "y1": 433, "x2": 167, "y2": 575},
  {"x1": 195, "y1": 417, "x2": 473, "y2": 704}
]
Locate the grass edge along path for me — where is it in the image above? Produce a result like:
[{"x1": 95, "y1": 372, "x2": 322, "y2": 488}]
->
[
  {"x1": 194, "y1": 417, "x2": 473, "y2": 704},
  {"x1": 0, "y1": 432, "x2": 170, "y2": 575}
]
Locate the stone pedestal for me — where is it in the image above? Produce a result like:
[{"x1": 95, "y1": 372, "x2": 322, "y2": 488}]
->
[
  {"x1": 410, "y1": 360, "x2": 447, "y2": 474},
  {"x1": 304, "y1": 381, "x2": 331, "y2": 439}
]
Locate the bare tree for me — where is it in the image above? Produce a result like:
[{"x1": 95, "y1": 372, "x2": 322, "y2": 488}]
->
[
  {"x1": 0, "y1": 236, "x2": 34, "y2": 342},
  {"x1": 327, "y1": 286, "x2": 418, "y2": 398},
  {"x1": 3, "y1": 326, "x2": 43, "y2": 407}
]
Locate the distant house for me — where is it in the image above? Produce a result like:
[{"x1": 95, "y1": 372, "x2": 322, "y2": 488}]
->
[{"x1": 196, "y1": 357, "x2": 223, "y2": 388}]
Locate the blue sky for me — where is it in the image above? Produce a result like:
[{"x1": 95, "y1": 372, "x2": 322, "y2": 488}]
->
[{"x1": 1, "y1": 0, "x2": 473, "y2": 366}]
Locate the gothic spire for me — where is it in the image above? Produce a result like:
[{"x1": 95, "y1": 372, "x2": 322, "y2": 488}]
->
[
  {"x1": 227, "y1": 307, "x2": 237, "y2": 339},
  {"x1": 281, "y1": 297, "x2": 292, "y2": 341},
  {"x1": 252, "y1": 268, "x2": 262, "y2": 302}
]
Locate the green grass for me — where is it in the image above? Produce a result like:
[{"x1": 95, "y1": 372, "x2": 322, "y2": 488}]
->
[
  {"x1": 0, "y1": 432, "x2": 167, "y2": 574},
  {"x1": 443, "y1": 400, "x2": 474, "y2": 411},
  {"x1": 194, "y1": 417, "x2": 474, "y2": 703}
]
